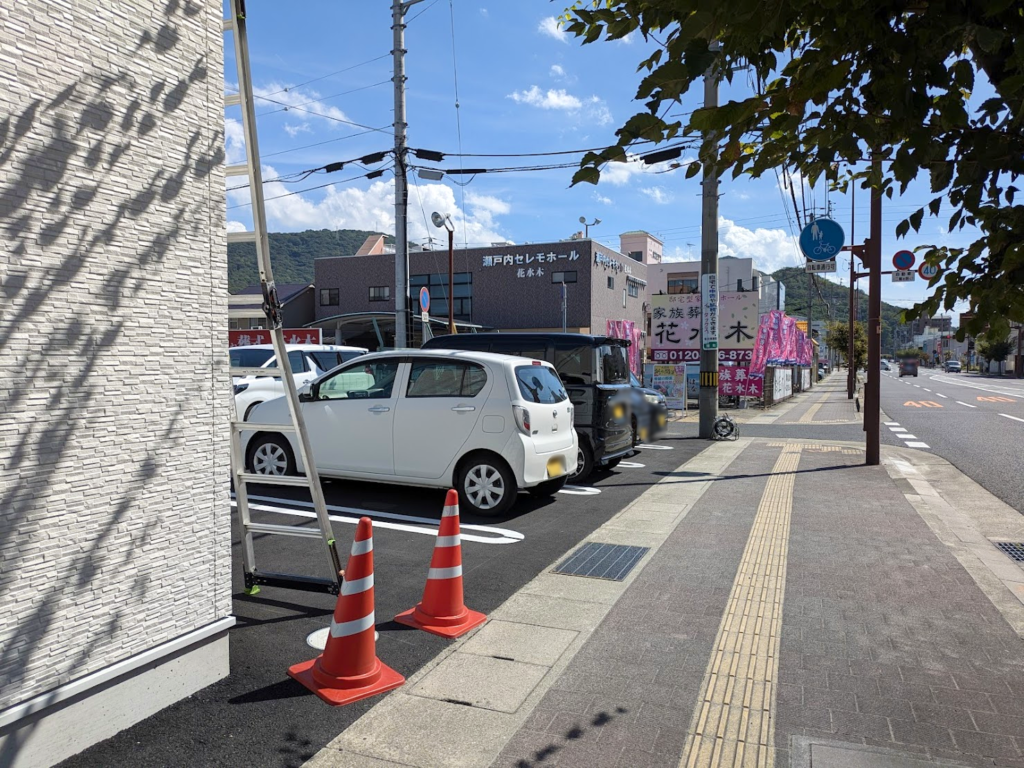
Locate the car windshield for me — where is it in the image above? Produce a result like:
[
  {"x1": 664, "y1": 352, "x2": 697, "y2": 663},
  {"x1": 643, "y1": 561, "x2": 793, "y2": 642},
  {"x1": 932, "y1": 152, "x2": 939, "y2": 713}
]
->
[
  {"x1": 630, "y1": 373, "x2": 641, "y2": 388},
  {"x1": 597, "y1": 344, "x2": 630, "y2": 384},
  {"x1": 515, "y1": 365, "x2": 567, "y2": 404},
  {"x1": 229, "y1": 348, "x2": 274, "y2": 368}
]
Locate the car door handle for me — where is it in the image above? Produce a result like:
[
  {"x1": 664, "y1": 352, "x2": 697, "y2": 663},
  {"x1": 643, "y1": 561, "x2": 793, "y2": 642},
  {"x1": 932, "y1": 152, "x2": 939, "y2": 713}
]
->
[
  {"x1": 368, "y1": 405, "x2": 391, "y2": 413},
  {"x1": 451, "y1": 405, "x2": 476, "y2": 412}
]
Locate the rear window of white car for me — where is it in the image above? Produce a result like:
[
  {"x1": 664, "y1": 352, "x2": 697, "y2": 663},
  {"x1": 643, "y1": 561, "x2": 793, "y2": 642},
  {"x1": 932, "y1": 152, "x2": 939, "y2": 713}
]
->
[{"x1": 515, "y1": 364, "x2": 567, "y2": 404}]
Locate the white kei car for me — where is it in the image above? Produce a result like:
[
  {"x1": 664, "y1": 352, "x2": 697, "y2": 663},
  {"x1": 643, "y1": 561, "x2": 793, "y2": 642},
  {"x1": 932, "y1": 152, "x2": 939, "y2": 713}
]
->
[
  {"x1": 242, "y1": 349, "x2": 578, "y2": 516},
  {"x1": 231, "y1": 344, "x2": 368, "y2": 421}
]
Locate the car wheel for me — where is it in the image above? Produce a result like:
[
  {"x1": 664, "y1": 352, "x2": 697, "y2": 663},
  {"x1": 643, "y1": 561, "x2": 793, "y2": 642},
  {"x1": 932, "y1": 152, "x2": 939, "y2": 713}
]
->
[
  {"x1": 458, "y1": 454, "x2": 516, "y2": 517},
  {"x1": 243, "y1": 401, "x2": 263, "y2": 422},
  {"x1": 247, "y1": 434, "x2": 296, "y2": 476},
  {"x1": 528, "y1": 476, "x2": 568, "y2": 498},
  {"x1": 569, "y1": 441, "x2": 594, "y2": 483}
]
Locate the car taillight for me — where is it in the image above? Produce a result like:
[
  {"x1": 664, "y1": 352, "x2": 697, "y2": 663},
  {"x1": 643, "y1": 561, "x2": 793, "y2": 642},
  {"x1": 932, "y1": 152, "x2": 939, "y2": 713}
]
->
[{"x1": 513, "y1": 405, "x2": 531, "y2": 435}]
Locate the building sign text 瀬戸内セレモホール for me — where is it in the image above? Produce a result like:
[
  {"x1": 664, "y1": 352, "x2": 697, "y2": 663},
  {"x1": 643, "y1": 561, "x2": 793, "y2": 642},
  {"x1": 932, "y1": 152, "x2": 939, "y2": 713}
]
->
[{"x1": 482, "y1": 250, "x2": 580, "y2": 277}]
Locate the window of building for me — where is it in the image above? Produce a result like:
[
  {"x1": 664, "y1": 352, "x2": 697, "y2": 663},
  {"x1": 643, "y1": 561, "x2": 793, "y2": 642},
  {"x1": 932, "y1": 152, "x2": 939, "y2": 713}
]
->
[
  {"x1": 628, "y1": 250, "x2": 643, "y2": 262},
  {"x1": 622, "y1": 288, "x2": 627, "y2": 308},
  {"x1": 627, "y1": 282, "x2": 639, "y2": 298},
  {"x1": 406, "y1": 361, "x2": 487, "y2": 398},
  {"x1": 320, "y1": 288, "x2": 339, "y2": 306},
  {"x1": 607, "y1": 276, "x2": 614, "y2": 290},
  {"x1": 409, "y1": 272, "x2": 473, "y2": 321},
  {"x1": 368, "y1": 286, "x2": 390, "y2": 302},
  {"x1": 667, "y1": 275, "x2": 699, "y2": 295},
  {"x1": 551, "y1": 271, "x2": 577, "y2": 284}
]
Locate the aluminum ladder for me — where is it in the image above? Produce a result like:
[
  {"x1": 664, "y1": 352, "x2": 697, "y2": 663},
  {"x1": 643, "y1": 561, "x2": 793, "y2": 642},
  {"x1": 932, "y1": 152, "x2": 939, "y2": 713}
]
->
[{"x1": 224, "y1": 0, "x2": 343, "y2": 596}]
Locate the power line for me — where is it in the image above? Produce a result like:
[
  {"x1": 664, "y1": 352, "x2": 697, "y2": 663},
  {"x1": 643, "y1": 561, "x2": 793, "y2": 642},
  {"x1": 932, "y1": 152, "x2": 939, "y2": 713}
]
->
[
  {"x1": 245, "y1": 90, "x2": 391, "y2": 135},
  {"x1": 407, "y1": 0, "x2": 442, "y2": 23},
  {"x1": 226, "y1": 166, "x2": 394, "y2": 210},
  {"x1": 262, "y1": 126, "x2": 392, "y2": 159},
  {"x1": 256, "y1": 80, "x2": 392, "y2": 117},
  {"x1": 240, "y1": 53, "x2": 392, "y2": 100},
  {"x1": 226, "y1": 150, "x2": 392, "y2": 192},
  {"x1": 449, "y1": 0, "x2": 468, "y2": 253}
]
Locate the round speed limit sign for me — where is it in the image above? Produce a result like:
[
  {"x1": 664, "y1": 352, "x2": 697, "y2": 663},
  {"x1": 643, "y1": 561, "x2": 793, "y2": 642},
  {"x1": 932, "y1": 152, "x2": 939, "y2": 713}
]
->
[{"x1": 918, "y1": 262, "x2": 939, "y2": 280}]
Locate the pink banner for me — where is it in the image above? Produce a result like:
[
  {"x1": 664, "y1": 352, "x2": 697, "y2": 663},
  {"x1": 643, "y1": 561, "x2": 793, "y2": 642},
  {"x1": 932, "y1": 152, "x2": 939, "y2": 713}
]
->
[
  {"x1": 719, "y1": 365, "x2": 763, "y2": 397},
  {"x1": 605, "y1": 319, "x2": 640, "y2": 375}
]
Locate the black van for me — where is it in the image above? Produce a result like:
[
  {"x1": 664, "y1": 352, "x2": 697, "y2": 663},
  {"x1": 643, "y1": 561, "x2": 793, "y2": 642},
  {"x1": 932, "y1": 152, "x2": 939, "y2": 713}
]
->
[{"x1": 422, "y1": 333, "x2": 634, "y2": 481}]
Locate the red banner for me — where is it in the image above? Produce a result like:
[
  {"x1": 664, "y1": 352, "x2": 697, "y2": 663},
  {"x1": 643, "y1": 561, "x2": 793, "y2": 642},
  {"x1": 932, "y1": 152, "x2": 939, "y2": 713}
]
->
[
  {"x1": 719, "y1": 365, "x2": 762, "y2": 397},
  {"x1": 229, "y1": 328, "x2": 322, "y2": 347}
]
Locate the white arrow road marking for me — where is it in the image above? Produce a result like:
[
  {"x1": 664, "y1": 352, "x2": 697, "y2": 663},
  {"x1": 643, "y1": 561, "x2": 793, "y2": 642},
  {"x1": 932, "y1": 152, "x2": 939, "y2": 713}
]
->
[
  {"x1": 558, "y1": 485, "x2": 602, "y2": 495},
  {"x1": 1000, "y1": 413, "x2": 1024, "y2": 424},
  {"x1": 956, "y1": 401, "x2": 977, "y2": 408},
  {"x1": 235, "y1": 495, "x2": 524, "y2": 545}
]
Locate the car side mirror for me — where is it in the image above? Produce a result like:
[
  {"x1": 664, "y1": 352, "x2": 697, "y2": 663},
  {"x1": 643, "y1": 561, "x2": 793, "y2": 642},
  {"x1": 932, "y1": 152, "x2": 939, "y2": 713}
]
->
[{"x1": 298, "y1": 382, "x2": 317, "y2": 402}]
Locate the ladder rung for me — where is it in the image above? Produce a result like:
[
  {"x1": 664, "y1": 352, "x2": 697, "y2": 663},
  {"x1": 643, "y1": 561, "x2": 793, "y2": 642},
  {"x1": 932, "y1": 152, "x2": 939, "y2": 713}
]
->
[
  {"x1": 247, "y1": 571, "x2": 340, "y2": 596},
  {"x1": 236, "y1": 472, "x2": 311, "y2": 487},
  {"x1": 225, "y1": 163, "x2": 249, "y2": 177},
  {"x1": 232, "y1": 421, "x2": 296, "y2": 432},
  {"x1": 227, "y1": 230, "x2": 256, "y2": 244},
  {"x1": 225, "y1": 92, "x2": 241, "y2": 108},
  {"x1": 230, "y1": 367, "x2": 280, "y2": 377},
  {"x1": 223, "y1": 17, "x2": 233, "y2": 32},
  {"x1": 246, "y1": 522, "x2": 323, "y2": 539}
]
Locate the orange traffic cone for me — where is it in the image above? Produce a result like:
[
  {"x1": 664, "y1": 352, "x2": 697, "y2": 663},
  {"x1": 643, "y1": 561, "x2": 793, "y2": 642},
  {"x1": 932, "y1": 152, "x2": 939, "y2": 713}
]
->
[
  {"x1": 288, "y1": 517, "x2": 404, "y2": 706},
  {"x1": 395, "y1": 489, "x2": 487, "y2": 638}
]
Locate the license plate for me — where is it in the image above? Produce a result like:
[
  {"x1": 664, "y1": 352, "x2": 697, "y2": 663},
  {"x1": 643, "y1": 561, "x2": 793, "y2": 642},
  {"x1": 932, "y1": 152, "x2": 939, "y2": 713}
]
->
[
  {"x1": 658, "y1": 414, "x2": 667, "y2": 427},
  {"x1": 613, "y1": 404, "x2": 625, "y2": 420},
  {"x1": 546, "y1": 456, "x2": 565, "y2": 478}
]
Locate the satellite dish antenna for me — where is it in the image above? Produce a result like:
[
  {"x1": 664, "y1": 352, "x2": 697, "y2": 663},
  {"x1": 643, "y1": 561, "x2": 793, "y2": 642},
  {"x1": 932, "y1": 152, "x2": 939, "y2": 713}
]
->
[
  {"x1": 431, "y1": 212, "x2": 446, "y2": 228},
  {"x1": 579, "y1": 215, "x2": 586, "y2": 224}
]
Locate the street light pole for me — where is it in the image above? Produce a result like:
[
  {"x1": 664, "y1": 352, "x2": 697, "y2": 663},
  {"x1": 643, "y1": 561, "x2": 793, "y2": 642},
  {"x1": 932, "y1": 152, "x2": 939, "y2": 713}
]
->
[
  {"x1": 430, "y1": 211, "x2": 455, "y2": 334},
  {"x1": 865, "y1": 153, "x2": 883, "y2": 466},
  {"x1": 579, "y1": 216, "x2": 601, "y2": 239}
]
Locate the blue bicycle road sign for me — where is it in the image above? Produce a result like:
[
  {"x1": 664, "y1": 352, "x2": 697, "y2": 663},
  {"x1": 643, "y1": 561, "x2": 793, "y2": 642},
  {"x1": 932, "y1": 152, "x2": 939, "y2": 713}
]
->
[{"x1": 799, "y1": 217, "x2": 845, "y2": 262}]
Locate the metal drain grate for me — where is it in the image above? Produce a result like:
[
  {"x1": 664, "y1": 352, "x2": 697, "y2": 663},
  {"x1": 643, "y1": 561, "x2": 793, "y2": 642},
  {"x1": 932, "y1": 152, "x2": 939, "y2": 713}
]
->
[
  {"x1": 994, "y1": 542, "x2": 1024, "y2": 563},
  {"x1": 553, "y1": 542, "x2": 650, "y2": 581}
]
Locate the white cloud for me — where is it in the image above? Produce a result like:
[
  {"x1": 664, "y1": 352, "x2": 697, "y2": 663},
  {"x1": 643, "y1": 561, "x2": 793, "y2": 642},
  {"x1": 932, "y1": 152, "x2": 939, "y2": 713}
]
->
[
  {"x1": 594, "y1": 192, "x2": 613, "y2": 205},
  {"x1": 253, "y1": 83, "x2": 352, "y2": 129},
  {"x1": 640, "y1": 186, "x2": 673, "y2": 205},
  {"x1": 718, "y1": 216, "x2": 802, "y2": 273},
  {"x1": 549, "y1": 64, "x2": 565, "y2": 78},
  {"x1": 224, "y1": 117, "x2": 246, "y2": 164},
  {"x1": 283, "y1": 122, "x2": 311, "y2": 138},
  {"x1": 507, "y1": 86, "x2": 612, "y2": 125},
  {"x1": 538, "y1": 16, "x2": 568, "y2": 43},
  {"x1": 508, "y1": 86, "x2": 582, "y2": 111},
  {"x1": 616, "y1": 31, "x2": 637, "y2": 45},
  {"x1": 228, "y1": 166, "x2": 511, "y2": 249},
  {"x1": 600, "y1": 154, "x2": 690, "y2": 185},
  {"x1": 226, "y1": 220, "x2": 247, "y2": 233},
  {"x1": 479, "y1": 7, "x2": 488, "y2": 17}
]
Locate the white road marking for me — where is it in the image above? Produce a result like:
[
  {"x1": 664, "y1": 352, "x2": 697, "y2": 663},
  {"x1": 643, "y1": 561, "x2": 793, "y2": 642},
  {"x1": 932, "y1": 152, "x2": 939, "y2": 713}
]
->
[
  {"x1": 559, "y1": 485, "x2": 602, "y2": 495},
  {"x1": 898, "y1": 434, "x2": 919, "y2": 440},
  {"x1": 1000, "y1": 413, "x2": 1024, "y2": 424},
  {"x1": 235, "y1": 495, "x2": 525, "y2": 545},
  {"x1": 926, "y1": 374, "x2": 1024, "y2": 399},
  {"x1": 913, "y1": 385, "x2": 921, "y2": 388},
  {"x1": 923, "y1": 389, "x2": 932, "y2": 392},
  {"x1": 884, "y1": 422, "x2": 900, "y2": 426},
  {"x1": 637, "y1": 444, "x2": 673, "y2": 450},
  {"x1": 889, "y1": 427, "x2": 907, "y2": 432},
  {"x1": 956, "y1": 401, "x2": 977, "y2": 408},
  {"x1": 936, "y1": 393, "x2": 948, "y2": 398},
  {"x1": 905, "y1": 441, "x2": 930, "y2": 448},
  {"x1": 617, "y1": 461, "x2": 645, "y2": 468}
]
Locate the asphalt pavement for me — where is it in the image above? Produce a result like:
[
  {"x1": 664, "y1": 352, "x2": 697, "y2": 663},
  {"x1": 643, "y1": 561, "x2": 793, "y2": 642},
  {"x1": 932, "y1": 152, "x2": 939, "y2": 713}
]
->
[
  {"x1": 58, "y1": 434, "x2": 705, "y2": 768},
  {"x1": 878, "y1": 370, "x2": 1024, "y2": 514}
]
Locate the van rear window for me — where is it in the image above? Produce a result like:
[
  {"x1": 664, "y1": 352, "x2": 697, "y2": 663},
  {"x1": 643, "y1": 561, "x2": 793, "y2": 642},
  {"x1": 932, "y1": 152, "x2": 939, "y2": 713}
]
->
[{"x1": 515, "y1": 365, "x2": 567, "y2": 404}]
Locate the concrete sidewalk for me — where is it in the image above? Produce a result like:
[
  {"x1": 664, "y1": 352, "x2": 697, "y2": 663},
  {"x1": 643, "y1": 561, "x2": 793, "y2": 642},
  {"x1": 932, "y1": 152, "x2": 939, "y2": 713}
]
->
[{"x1": 305, "y1": 403, "x2": 1024, "y2": 767}]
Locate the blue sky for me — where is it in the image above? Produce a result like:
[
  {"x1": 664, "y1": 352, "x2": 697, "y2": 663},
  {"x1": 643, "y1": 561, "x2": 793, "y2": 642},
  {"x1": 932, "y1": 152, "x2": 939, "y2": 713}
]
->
[{"x1": 225, "y1": 0, "x2": 978, "y2": 318}]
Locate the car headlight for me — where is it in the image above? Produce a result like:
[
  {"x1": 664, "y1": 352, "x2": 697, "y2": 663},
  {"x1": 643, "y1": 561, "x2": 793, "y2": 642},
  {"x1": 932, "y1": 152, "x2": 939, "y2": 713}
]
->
[
  {"x1": 644, "y1": 394, "x2": 660, "y2": 404},
  {"x1": 233, "y1": 383, "x2": 249, "y2": 395}
]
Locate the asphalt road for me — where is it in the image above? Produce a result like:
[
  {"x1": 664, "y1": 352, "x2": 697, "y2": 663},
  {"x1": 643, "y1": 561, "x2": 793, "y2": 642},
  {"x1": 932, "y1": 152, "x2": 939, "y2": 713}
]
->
[
  {"x1": 59, "y1": 432, "x2": 706, "y2": 768},
  {"x1": 878, "y1": 370, "x2": 1024, "y2": 514}
]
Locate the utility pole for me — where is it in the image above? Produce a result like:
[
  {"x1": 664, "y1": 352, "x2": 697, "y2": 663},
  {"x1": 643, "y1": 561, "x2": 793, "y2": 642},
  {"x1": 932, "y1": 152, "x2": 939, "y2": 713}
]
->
[
  {"x1": 391, "y1": 0, "x2": 424, "y2": 349},
  {"x1": 698, "y1": 43, "x2": 721, "y2": 439},
  {"x1": 865, "y1": 154, "x2": 883, "y2": 466},
  {"x1": 847, "y1": 184, "x2": 856, "y2": 399}
]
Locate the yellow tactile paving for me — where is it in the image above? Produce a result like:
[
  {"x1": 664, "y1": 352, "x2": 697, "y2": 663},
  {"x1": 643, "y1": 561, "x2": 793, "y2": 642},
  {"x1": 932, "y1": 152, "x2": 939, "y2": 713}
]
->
[
  {"x1": 796, "y1": 392, "x2": 832, "y2": 423},
  {"x1": 679, "y1": 445, "x2": 803, "y2": 768}
]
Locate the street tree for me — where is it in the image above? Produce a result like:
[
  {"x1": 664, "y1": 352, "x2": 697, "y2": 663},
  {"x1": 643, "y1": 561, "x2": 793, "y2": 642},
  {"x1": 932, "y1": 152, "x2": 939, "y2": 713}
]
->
[
  {"x1": 896, "y1": 347, "x2": 927, "y2": 361},
  {"x1": 563, "y1": 1, "x2": 1024, "y2": 340},
  {"x1": 826, "y1": 321, "x2": 866, "y2": 371},
  {"x1": 975, "y1": 336, "x2": 1013, "y2": 372}
]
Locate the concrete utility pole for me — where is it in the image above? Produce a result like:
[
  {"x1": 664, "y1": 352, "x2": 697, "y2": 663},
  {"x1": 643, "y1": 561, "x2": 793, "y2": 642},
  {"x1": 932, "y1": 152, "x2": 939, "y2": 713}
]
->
[
  {"x1": 698, "y1": 44, "x2": 721, "y2": 439},
  {"x1": 848, "y1": 184, "x2": 856, "y2": 399},
  {"x1": 391, "y1": 0, "x2": 424, "y2": 348},
  {"x1": 865, "y1": 154, "x2": 883, "y2": 465}
]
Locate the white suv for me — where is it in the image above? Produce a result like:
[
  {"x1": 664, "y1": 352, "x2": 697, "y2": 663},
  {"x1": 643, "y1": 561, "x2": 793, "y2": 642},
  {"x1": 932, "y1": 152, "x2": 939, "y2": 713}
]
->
[
  {"x1": 243, "y1": 349, "x2": 578, "y2": 516},
  {"x1": 231, "y1": 344, "x2": 367, "y2": 421}
]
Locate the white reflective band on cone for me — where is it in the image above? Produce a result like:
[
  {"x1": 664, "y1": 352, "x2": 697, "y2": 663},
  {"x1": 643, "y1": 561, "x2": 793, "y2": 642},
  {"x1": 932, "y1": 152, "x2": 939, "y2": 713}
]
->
[
  {"x1": 351, "y1": 538, "x2": 373, "y2": 556},
  {"x1": 341, "y1": 574, "x2": 374, "y2": 595},
  {"x1": 330, "y1": 611, "x2": 375, "y2": 638},
  {"x1": 435, "y1": 535, "x2": 460, "y2": 548},
  {"x1": 427, "y1": 565, "x2": 463, "y2": 580},
  {"x1": 441, "y1": 505, "x2": 459, "y2": 518}
]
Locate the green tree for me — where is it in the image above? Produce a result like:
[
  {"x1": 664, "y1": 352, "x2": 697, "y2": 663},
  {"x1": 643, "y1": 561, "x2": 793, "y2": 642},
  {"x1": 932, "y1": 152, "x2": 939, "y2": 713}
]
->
[
  {"x1": 976, "y1": 335, "x2": 1013, "y2": 364},
  {"x1": 563, "y1": 1, "x2": 1024, "y2": 340},
  {"x1": 896, "y1": 347, "x2": 926, "y2": 361},
  {"x1": 826, "y1": 321, "x2": 866, "y2": 371}
]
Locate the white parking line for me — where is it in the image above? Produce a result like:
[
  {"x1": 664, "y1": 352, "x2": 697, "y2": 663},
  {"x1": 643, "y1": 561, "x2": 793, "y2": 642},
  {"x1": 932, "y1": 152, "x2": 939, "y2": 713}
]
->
[
  {"x1": 1000, "y1": 413, "x2": 1024, "y2": 424},
  {"x1": 559, "y1": 485, "x2": 602, "y2": 495},
  {"x1": 936, "y1": 393, "x2": 948, "y2": 398},
  {"x1": 236, "y1": 495, "x2": 525, "y2": 545},
  {"x1": 956, "y1": 401, "x2": 977, "y2": 408},
  {"x1": 904, "y1": 441, "x2": 930, "y2": 448}
]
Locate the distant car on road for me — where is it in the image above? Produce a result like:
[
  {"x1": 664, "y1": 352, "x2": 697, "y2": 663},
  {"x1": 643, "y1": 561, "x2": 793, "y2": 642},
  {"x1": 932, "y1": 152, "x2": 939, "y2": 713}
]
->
[
  {"x1": 630, "y1": 372, "x2": 668, "y2": 444},
  {"x1": 944, "y1": 360, "x2": 962, "y2": 373},
  {"x1": 899, "y1": 359, "x2": 919, "y2": 377},
  {"x1": 881, "y1": 361, "x2": 892, "y2": 371},
  {"x1": 243, "y1": 350, "x2": 578, "y2": 517},
  {"x1": 231, "y1": 344, "x2": 367, "y2": 421}
]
